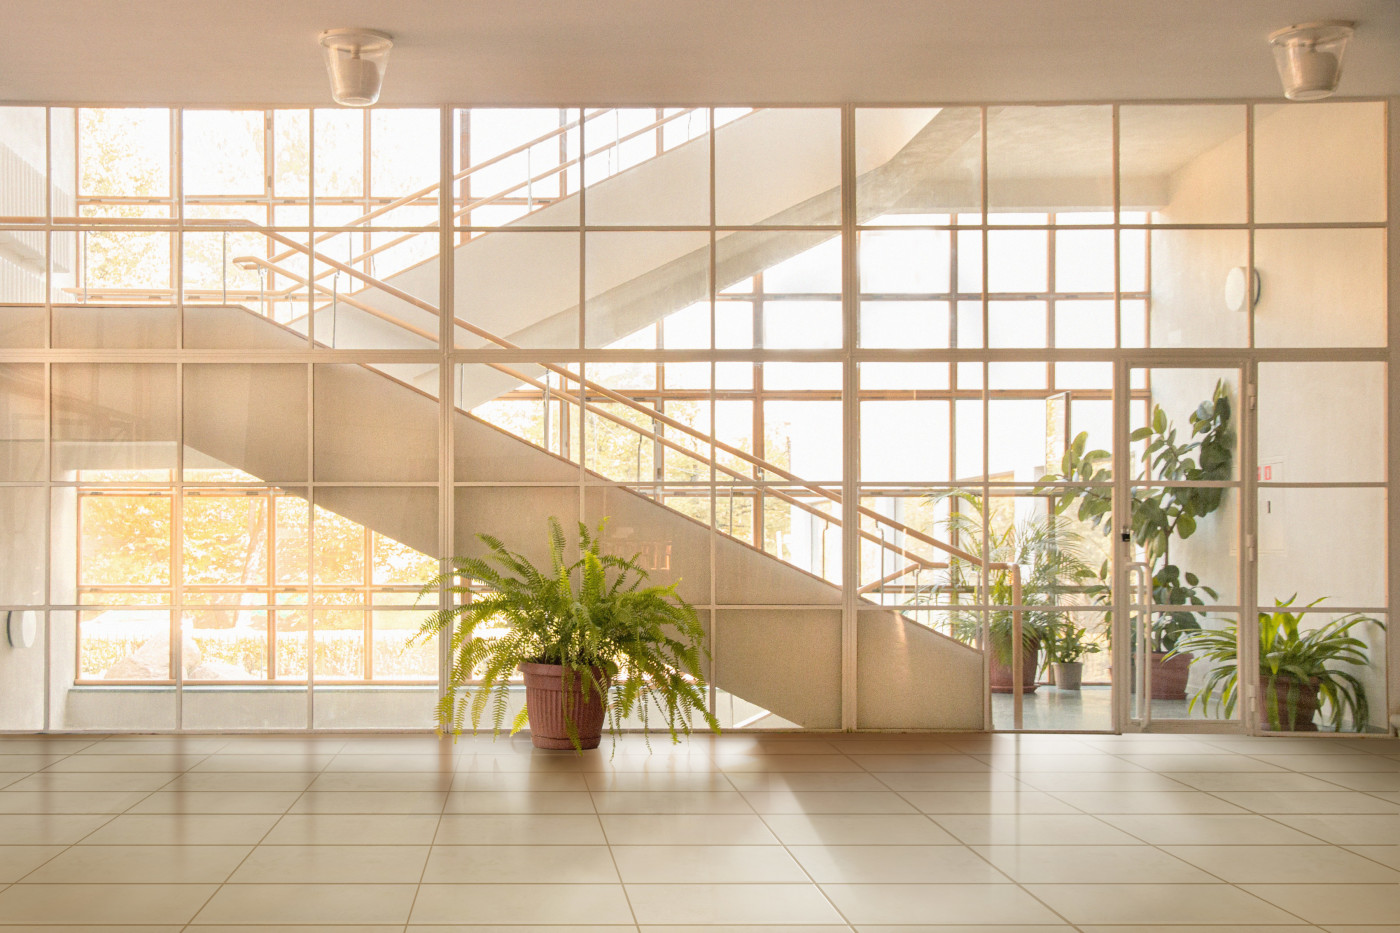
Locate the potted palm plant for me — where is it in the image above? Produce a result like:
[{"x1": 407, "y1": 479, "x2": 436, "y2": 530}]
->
[
  {"x1": 413, "y1": 516, "x2": 718, "y2": 750},
  {"x1": 1169, "y1": 597, "x2": 1385, "y2": 732}
]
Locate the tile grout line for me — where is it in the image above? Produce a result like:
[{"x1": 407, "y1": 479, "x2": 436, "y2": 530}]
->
[
  {"x1": 402, "y1": 734, "x2": 460, "y2": 933},
  {"x1": 175, "y1": 734, "x2": 346, "y2": 932}
]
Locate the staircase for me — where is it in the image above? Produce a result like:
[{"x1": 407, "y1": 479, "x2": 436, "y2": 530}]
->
[{"x1": 47, "y1": 108, "x2": 994, "y2": 730}]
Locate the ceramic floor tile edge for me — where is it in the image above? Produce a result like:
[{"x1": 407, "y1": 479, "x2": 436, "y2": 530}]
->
[
  {"x1": 395, "y1": 745, "x2": 459, "y2": 933},
  {"x1": 593, "y1": 757, "x2": 646, "y2": 932},
  {"x1": 175, "y1": 736, "x2": 348, "y2": 933}
]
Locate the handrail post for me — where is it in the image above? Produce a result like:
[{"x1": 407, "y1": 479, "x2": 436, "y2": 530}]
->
[{"x1": 1011, "y1": 563, "x2": 1024, "y2": 731}]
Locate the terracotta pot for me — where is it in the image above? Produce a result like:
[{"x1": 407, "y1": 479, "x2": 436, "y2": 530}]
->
[
  {"x1": 1257, "y1": 674, "x2": 1321, "y2": 732},
  {"x1": 1150, "y1": 650, "x2": 1192, "y2": 701},
  {"x1": 1052, "y1": 661, "x2": 1084, "y2": 691},
  {"x1": 989, "y1": 638, "x2": 1040, "y2": 694},
  {"x1": 519, "y1": 662, "x2": 609, "y2": 750}
]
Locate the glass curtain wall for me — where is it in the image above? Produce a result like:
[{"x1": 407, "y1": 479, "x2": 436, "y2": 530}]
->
[{"x1": 0, "y1": 101, "x2": 1390, "y2": 734}]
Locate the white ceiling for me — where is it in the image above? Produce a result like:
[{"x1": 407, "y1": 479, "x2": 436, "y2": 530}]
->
[{"x1": 2, "y1": 0, "x2": 1398, "y2": 106}]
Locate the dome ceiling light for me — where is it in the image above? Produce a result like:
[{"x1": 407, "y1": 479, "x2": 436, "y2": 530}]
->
[
  {"x1": 1268, "y1": 21, "x2": 1354, "y2": 101},
  {"x1": 319, "y1": 28, "x2": 394, "y2": 107}
]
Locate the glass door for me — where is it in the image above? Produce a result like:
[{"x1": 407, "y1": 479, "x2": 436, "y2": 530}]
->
[{"x1": 1118, "y1": 363, "x2": 1248, "y2": 732}]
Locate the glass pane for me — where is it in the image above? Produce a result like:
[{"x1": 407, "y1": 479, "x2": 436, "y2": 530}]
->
[
  {"x1": 1258, "y1": 362, "x2": 1384, "y2": 483},
  {"x1": 185, "y1": 605, "x2": 269, "y2": 681},
  {"x1": 1119, "y1": 105, "x2": 1246, "y2": 224},
  {"x1": 184, "y1": 363, "x2": 308, "y2": 483},
  {"x1": 369, "y1": 109, "x2": 440, "y2": 201},
  {"x1": 52, "y1": 364, "x2": 178, "y2": 477},
  {"x1": 857, "y1": 107, "x2": 980, "y2": 222},
  {"x1": 1254, "y1": 228, "x2": 1385, "y2": 348},
  {"x1": 583, "y1": 108, "x2": 709, "y2": 226},
  {"x1": 716, "y1": 109, "x2": 838, "y2": 226},
  {"x1": 585, "y1": 231, "x2": 709, "y2": 349},
  {"x1": 1252, "y1": 609, "x2": 1387, "y2": 733},
  {"x1": 0, "y1": 107, "x2": 48, "y2": 220},
  {"x1": 455, "y1": 231, "x2": 579, "y2": 350},
  {"x1": 314, "y1": 364, "x2": 437, "y2": 481},
  {"x1": 1259, "y1": 487, "x2": 1385, "y2": 610},
  {"x1": 455, "y1": 108, "x2": 581, "y2": 227},
  {"x1": 1253, "y1": 102, "x2": 1386, "y2": 224},
  {"x1": 988, "y1": 106, "x2": 1112, "y2": 214},
  {"x1": 313, "y1": 109, "x2": 364, "y2": 200},
  {"x1": 0, "y1": 487, "x2": 46, "y2": 604},
  {"x1": 713, "y1": 609, "x2": 840, "y2": 729},
  {"x1": 1, "y1": 363, "x2": 44, "y2": 481},
  {"x1": 1147, "y1": 229, "x2": 1248, "y2": 348},
  {"x1": 78, "y1": 109, "x2": 171, "y2": 210},
  {"x1": 183, "y1": 110, "x2": 265, "y2": 199}
]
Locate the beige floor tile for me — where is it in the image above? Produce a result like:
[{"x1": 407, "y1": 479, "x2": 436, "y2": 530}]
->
[
  {"x1": 43, "y1": 754, "x2": 203, "y2": 772},
  {"x1": 828, "y1": 737, "x2": 972, "y2": 755},
  {"x1": 1211, "y1": 790, "x2": 1400, "y2": 813},
  {"x1": 1073, "y1": 926, "x2": 1310, "y2": 932},
  {"x1": 452, "y1": 771, "x2": 587, "y2": 791},
  {"x1": 790, "y1": 843, "x2": 1010, "y2": 883},
  {"x1": 900, "y1": 790, "x2": 1077, "y2": 814},
  {"x1": 1049, "y1": 790, "x2": 1247, "y2": 814},
  {"x1": 0, "y1": 883, "x2": 217, "y2": 924},
  {"x1": 586, "y1": 771, "x2": 736, "y2": 792},
  {"x1": 0, "y1": 754, "x2": 72, "y2": 771},
  {"x1": 81, "y1": 813, "x2": 278, "y2": 845},
  {"x1": 411, "y1": 883, "x2": 634, "y2": 924},
  {"x1": 261, "y1": 813, "x2": 441, "y2": 845},
  {"x1": 600, "y1": 813, "x2": 777, "y2": 845},
  {"x1": 435, "y1": 813, "x2": 607, "y2": 845},
  {"x1": 872, "y1": 771, "x2": 1028, "y2": 792},
  {"x1": 627, "y1": 882, "x2": 841, "y2": 924},
  {"x1": 717, "y1": 771, "x2": 884, "y2": 792},
  {"x1": 1249, "y1": 754, "x2": 1400, "y2": 773},
  {"x1": 23, "y1": 844, "x2": 250, "y2": 883},
  {"x1": 422, "y1": 844, "x2": 617, "y2": 883},
  {"x1": 228, "y1": 844, "x2": 430, "y2": 883},
  {"x1": 455, "y1": 755, "x2": 585, "y2": 773},
  {"x1": 1114, "y1": 753, "x2": 1291, "y2": 772},
  {"x1": 85, "y1": 737, "x2": 227, "y2": 755},
  {"x1": 194, "y1": 882, "x2": 418, "y2": 924},
  {"x1": 0, "y1": 738, "x2": 98, "y2": 755},
  {"x1": 325, "y1": 754, "x2": 456, "y2": 772},
  {"x1": 163, "y1": 771, "x2": 318, "y2": 793},
  {"x1": 972, "y1": 844, "x2": 1215, "y2": 883},
  {"x1": 1016, "y1": 771, "x2": 1194, "y2": 792},
  {"x1": 714, "y1": 754, "x2": 863, "y2": 773},
  {"x1": 742, "y1": 790, "x2": 917, "y2": 814},
  {"x1": 409, "y1": 926, "x2": 636, "y2": 933},
  {"x1": 761, "y1": 813, "x2": 957, "y2": 845},
  {"x1": 0, "y1": 845, "x2": 64, "y2": 882},
  {"x1": 309, "y1": 771, "x2": 454, "y2": 792},
  {"x1": 612, "y1": 844, "x2": 805, "y2": 883},
  {"x1": 1267, "y1": 813, "x2": 1400, "y2": 844},
  {"x1": 849, "y1": 754, "x2": 993, "y2": 772},
  {"x1": 443, "y1": 790, "x2": 593, "y2": 813},
  {"x1": 1097, "y1": 813, "x2": 1325, "y2": 845},
  {"x1": 198, "y1": 927, "x2": 399, "y2": 933},
  {"x1": 211, "y1": 737, "x2": 348, "y2": 755},
  {"x1": 821, "y1": 882, "x2": 1063, "y2": 924},
  {"x1": 0, "y1": 813, "x2": 112, "y2": 844},
  {"x1": 982, "y1": 755, "x2": 1149, "y2": 773},
  {"x1": 289, "y1": 791, "x2": 446, "y2": 813},
  {"x1": 636, "y1": 927, "x2": 847, "y2": 933},
  {"x1": 1162, "y1": 844, "x2": 1400, "y2": 883},
  {"x1": 1025, "y1": 883, "x2": 1297, "y2": 924},
  {"x1": 2, "y1": 771, "x2": 173, "y2": 792},
  {"x1": 128, "y1": 791, "x2": 301, "y2": 814},
  {"x1": 591, "y1": 790, "x2": 752, "y2": 814},
  {"x1": 1167, "y1": 770, "x2": 1351, "y2": 792},
  {"x1": 934, "y1": 813, "x2": 1141, "y2": 845},
  {"x1": 0, "y1": 790, "x2": 148, "y2": 813},
  {"x1": 189, "y1": 753, "x2": 335, "y2": 772},
  {"x1": 1347, "y1": 844, "x2": 1400, "y2": 869},
  {"x1": 1239, "y1": 883, "x2": 1400, "y2": 925}
]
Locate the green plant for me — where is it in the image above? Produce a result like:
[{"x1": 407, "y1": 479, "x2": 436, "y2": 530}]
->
[
  {"x1": 412, "y1": 516, "x2": 718, "y2": 749},
  {"x1": 1038, "y1": 381, "x2": 1234, "y2": 652},
  {"x1": 1045, "y1": 621, "x2": 1103, "y2": 664},
  {"x1": 1170, "y1": 596, "x2": 1385, "y2": 732},
  {"x1": 921, "y1": 491, "x2": 1095, "y2": 671}
]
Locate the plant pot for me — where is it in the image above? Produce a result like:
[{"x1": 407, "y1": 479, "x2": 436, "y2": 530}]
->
[
  {"x1": 519, "y1": 662, "x2": 609, "y2": 750},
  {"x1": 1052, "y1": 661, "x2": 1084, "y2": 691},
  {"x1": 1150, "y1": 650, "x2": 1192, "y2": 701},
  {"x1": 1258, "y1": 674, "x2": 1321, "y2": 732},
  {"x1": 989, "y1": 638, "x2": 1040, "y2": 694}
]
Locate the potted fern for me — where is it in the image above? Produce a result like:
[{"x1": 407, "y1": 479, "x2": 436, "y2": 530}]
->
[
  {"x1": 413, "y1": 517, "x2": 718, "y2": 750},
  {"x1": 1045, "y1": 621, "x2": 1102, "y2": 691},
  {"x1": 1169, "y1": 597, "x2": 1385, "y2": 732}
]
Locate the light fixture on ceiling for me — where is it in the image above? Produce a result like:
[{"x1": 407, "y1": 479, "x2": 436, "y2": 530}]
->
[
  {"x1": 319, "y1": 28, "x2": 394, "y2": 107},
  {"x1": 1268, "y1": 21, "x2": 1354, "y2": 101}
]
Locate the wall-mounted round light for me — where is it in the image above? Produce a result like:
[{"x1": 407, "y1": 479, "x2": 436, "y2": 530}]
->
[
  {"x1": 319, "y1": 28, "x2": 394, "y2": 107},
  {"x1": 1268, "y1": 21, "x2": 1354, "y2": 101}
]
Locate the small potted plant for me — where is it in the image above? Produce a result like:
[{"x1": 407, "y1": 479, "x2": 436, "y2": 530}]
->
[
  {"x1": 1169, "y1": 596, "x2": 1385, "y2": 732},
  {"x1": 1045, "y1": 621, "x2": 1101, "y2": 691},
  {"x1": 413, "y1": 516, "x2": 718, "y2": 750}
]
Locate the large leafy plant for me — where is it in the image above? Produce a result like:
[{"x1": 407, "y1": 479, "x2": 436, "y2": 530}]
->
[
  {"x1": 1170, "y1": 597, "x2": 1384, "y2": 732},
  {"x1": 923, "y1": 491, "x2": 1095, "y2": 670},
  {"x1": 413, "y1": 517, "x2": 718, "y2": 746},
  {"x1": 1038, "y1": 380, "x2": 1234, "y2": 652}
]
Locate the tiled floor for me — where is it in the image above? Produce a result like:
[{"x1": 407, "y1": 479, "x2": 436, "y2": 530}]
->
[{"x1": 0, "y1": 731, "x2": 1397, "y2": 930}]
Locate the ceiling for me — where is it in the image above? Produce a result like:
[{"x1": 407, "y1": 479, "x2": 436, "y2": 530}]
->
[{"x1": 2, "y1": 0, "x2": 1398, "y2": 106}]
